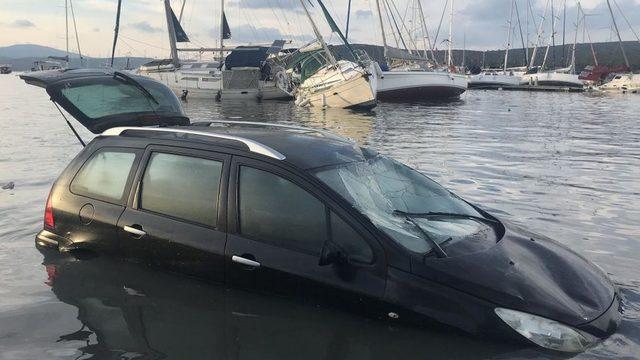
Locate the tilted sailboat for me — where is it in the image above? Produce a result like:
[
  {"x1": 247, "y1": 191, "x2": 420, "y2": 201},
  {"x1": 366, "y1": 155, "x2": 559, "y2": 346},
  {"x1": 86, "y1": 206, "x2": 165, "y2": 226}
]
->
[
  {"x1": 373, "y1": 0, "x2": 466, "y2": 100},
  {"x1": 291, "y1": 0, "x2": 377, "y2": 109},
  {"x1": 520, "y1": 0, "x2": 584, "y2": 89},
  {"x1": 468, "y1": 0, "x2": 522, "y2": 89},
  {"x1": 138, "y1": 0, "x2": 292, "y2": 101}
]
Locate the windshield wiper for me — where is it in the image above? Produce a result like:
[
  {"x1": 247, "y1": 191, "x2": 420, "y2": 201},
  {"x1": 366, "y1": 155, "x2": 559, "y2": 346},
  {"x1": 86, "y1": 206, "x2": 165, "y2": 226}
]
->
[
  {"x1": 393, "y1": 212, "x2": 448, "y2": 258},
  {"x1": 392, "y1": 210, "x2": 499, "y2": 225},
  {"x1": 113, "y1": 71, "x2": 159, "y2": 105}
]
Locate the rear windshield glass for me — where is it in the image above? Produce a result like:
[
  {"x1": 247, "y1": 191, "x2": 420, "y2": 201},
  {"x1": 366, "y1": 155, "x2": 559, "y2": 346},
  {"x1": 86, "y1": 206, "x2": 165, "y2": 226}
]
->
[{"x1": 60, "y1": 77, "x2": 184, "y2": 120}]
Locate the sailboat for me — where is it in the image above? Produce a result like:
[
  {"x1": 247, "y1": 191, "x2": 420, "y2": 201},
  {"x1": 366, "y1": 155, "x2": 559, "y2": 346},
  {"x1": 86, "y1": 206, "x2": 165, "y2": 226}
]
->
[
  {"x1": 374, "y1": 0, "x2": 466, "y2": 99},
  {"x1": 138, "y1": 0, "x2": 292, "y2": 101},
  {"x1": 291, "y1": 0, "x2": 377, "y2": 109},
  {"x1": 28, "y1": 0, "x2": 83, "y2": 72},
  {"x1": 520, "y1": 0, "x2": 584, "y2": 89},
  {"x1": 468, "y1": 0, "x2": 522, "y2": 89},
  {"x1": 596, "y1": 0, "x2": 639, "y2": 93}
]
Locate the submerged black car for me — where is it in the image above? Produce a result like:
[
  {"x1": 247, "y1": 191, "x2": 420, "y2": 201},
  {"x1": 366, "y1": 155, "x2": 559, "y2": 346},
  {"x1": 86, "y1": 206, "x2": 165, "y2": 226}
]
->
[{"x1": 22, "y1": 69, "x2": 621, "y2": 352}]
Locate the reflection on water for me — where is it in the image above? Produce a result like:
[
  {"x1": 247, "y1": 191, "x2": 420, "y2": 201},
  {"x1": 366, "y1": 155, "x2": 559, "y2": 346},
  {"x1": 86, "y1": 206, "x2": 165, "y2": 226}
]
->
[{"x1": 0, "y1": 74, "x2": 639, "y2": 359}]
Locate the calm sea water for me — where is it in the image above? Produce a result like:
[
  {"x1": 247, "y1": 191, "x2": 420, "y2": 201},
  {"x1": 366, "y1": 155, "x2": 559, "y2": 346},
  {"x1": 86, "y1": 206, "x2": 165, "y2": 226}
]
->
[{"x1": 0, "y1": 74, "x2": 639, "y2": 359}]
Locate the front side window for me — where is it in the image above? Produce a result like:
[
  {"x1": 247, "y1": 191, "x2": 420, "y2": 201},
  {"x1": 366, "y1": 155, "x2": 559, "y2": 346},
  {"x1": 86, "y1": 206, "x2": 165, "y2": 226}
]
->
[
  {"x1": 238, "y1": 166, "x2": 326, "y2": 254},
  {"x1": 140, "y1": 153, "x2": 222, "y2": 226},
  {"x1": 71, "y1": 149, "x2": 137, "y2": 203},
  {"x1": 314, "y1": 154, "x2": 493, "y2": 254},
  {"x1": 330, "y1": 211, "x2": 373, "y2": 263}
]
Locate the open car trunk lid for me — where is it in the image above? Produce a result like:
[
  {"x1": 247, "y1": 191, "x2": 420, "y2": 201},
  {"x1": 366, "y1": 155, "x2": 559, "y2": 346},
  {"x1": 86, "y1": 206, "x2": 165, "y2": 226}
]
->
[{"x1": 20, "y1": 68, "x2": 190, "y2": 134}]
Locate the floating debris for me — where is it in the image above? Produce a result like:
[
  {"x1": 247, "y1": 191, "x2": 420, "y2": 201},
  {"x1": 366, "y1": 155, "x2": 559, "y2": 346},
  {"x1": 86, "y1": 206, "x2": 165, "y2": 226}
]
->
[{"x1": 1, "y1": 181, "x2": 15, "y2": 190}]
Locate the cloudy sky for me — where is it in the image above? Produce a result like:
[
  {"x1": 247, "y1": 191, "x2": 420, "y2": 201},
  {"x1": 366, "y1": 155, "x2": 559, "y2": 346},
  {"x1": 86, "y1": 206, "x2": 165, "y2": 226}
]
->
[{"x1": 0, "y1": 0, "x2": 638, "y2": 59}]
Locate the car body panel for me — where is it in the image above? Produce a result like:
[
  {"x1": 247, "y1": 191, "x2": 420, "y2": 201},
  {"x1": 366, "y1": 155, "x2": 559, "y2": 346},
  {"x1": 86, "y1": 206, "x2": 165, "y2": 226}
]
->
[
  {"x1": 225, "y1": 156, "x2": 388, "y2": 310},
  {"x1": 411, "y1": 224, "x2": 615, "y2": 327}
]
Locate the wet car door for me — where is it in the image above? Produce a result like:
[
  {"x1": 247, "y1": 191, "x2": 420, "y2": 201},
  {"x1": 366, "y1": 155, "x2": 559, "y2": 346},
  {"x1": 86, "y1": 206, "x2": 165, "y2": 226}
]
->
[
  {"x1": 117, "y1": 146, "x2": 230, "y2": 283},
  {"x1": 225, "y1": 157, "x2": 387, "y2": 310}
]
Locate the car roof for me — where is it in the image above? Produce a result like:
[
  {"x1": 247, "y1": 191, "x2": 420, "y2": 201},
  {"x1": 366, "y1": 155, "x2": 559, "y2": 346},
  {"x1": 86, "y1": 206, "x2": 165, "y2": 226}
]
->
[{"x1": 103, "y1": 121, "x2": 367, "y2": 170}]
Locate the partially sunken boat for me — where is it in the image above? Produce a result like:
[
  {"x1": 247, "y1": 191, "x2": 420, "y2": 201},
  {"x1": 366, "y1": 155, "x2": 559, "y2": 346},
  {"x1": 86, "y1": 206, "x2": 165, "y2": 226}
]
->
[
  {"x1": 289, "y1": 0, "x2": 377, "y2": 109},
  {"x1": 138, "y1": 0, "x2": 292, "y2": 101}
]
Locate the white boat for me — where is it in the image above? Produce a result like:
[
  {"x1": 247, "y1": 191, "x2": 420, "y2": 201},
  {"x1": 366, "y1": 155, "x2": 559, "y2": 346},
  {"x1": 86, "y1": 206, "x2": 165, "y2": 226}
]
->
[
  {"x1": 598, "y1": 73, "x2": 640, "y2": 93},
  {"x1": 520, "y1": 70, "x2": 584, "y2": 89},
  {"x1": 378, "y1": 69, "x2": 467, "y2": 99},
  {"x1": 468, "y1": 71, "x2": 521, "y2": 89},
  {"x1": 137, "y1": 0, "x2": 292, "y2": 101},
  {"x1": 296, "y1": 60, "x2": 377, "y2": 108},
  {"x1": 292, "y1": 0, "x2": 377, "y2": 109},
  {"x1": 372, "y1": 0, "x2": 466, "y2": 100},
  {"x1": 468, "y1": 1, "x2": 523, "y2": 90},
  {"x1": 139, "y1": 60, "x2": 222, "y2": 99}
]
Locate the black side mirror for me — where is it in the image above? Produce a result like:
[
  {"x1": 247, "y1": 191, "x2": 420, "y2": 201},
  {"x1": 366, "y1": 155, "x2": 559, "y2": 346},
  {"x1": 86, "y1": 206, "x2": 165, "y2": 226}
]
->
[{"x1": 318, "y1": 241, "x2": 348, "y2": 266}]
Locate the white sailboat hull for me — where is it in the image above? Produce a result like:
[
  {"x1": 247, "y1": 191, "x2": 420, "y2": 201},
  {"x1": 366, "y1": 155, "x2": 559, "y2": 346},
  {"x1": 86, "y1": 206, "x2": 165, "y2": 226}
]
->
[
  {"x1": 139, "y1": 69, "x2": 292, "y2": 100},
  {"x1": 468, "y1": 73, "x2": 521, "y2": 89},
  {"x1": 377, "y1": 71, "x2": 467, "y2": 99},
  {"x1": 520, "y1": 72, "x2": 584, "y2": 88},
  {"x1": 296, "y1": 61, "x2": 377, "y2": 109}
]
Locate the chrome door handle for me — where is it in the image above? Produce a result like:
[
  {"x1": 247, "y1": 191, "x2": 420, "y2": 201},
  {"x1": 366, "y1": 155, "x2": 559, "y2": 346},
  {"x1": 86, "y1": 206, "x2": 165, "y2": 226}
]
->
[
  {"x1": 124, "y1": 225, "x2": 146, "y2": 237},
  {"x1": 232, "y1": 255, "x2": 260, "y2": 268}
]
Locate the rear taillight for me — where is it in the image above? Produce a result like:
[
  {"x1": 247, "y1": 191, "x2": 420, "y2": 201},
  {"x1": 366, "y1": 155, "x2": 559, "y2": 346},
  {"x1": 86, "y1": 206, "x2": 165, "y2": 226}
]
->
[{"x1": 44, "y1": 191, "x2": 55, "y2": 229}]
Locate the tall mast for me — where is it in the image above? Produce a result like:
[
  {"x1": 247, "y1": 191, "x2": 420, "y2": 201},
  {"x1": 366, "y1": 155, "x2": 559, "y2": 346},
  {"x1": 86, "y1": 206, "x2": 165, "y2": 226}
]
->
[
  {"x1": 65, "y1": 0, "x2": 69, "y2": 66},
  {"x1": 581, "y1": 3, "x2": 598, "y2": 66},
  {"x1": 515, "y1": 1, "x2": 528, "y2": 66},
  {"x1": 447, "y1": 0, "x2": 453, "y2": 67},
  {"x1": 561, "y1": 0, "x2": 566, "y2": 66},
  {"x1": 570, "y1": 0, "x2": 579, "y2": 73},
  {"x1": 416, "y1": 0, "x2": 438, "y2": 64},
  {"x1": 605, "y1": 0, "x2": 630, "y2": 68},
  {"x1": 551, "y1": 0, "x2": 556, "y2": 69},
  {"x1": 69, "y1": 0, "x2": 83, "y2": 66},
  {"x1": 529, "y1": 0, "x2": 550, "y2": 69},
  {"x1": 164, "y1": 0, "x2": 179, "y2": 65},
  {"x1": 219, "y1": 0, "x2": 226, "y2": 62},
  {"x1": 503, "y1": 0, "x2": 514, "y2": 73},
  {"x1": 298, "y1": 0, "x2": 338, "y2": 66},
  {"x1": 374, "y1": 0, "x2": 389, "y2": 60}
]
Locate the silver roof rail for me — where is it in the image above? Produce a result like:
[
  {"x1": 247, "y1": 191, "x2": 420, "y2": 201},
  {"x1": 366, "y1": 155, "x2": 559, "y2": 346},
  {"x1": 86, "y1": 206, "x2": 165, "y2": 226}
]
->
[
  {"x1": 204, "y1": 120, "x2": 355, "y2": 143},
  {"x1": 101, "y1": 127, "x2": 286, "y2": 160}
]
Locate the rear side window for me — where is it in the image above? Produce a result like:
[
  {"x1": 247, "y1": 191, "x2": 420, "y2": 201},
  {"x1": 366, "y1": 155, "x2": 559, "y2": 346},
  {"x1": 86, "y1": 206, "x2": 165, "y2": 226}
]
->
[
  {"x1": 140, "y1": 153, "x2": 222, "y2": 227},
  {"x1": 239, "y1": 166, "x2": 327, "y2": 254},
  {"x1": 71, "y1": 149, "x2": 138, "y2": 203}
]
